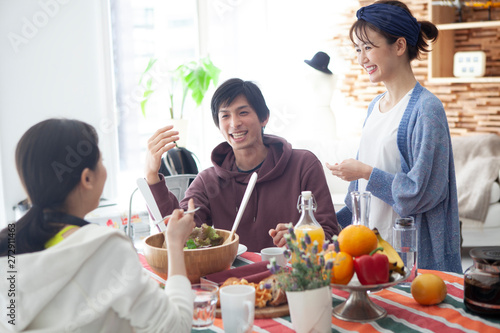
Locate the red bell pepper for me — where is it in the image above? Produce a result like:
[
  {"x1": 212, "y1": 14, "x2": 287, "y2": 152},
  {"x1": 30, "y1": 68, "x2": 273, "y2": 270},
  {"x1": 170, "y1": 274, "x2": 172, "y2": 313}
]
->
[{"x1": 354, "y1": 247, "x2": 390, "y2": 285}]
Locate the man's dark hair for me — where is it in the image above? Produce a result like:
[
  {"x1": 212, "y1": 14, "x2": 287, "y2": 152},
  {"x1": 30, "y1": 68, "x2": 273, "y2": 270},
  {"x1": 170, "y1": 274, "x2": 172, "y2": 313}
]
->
[{"x1": 210, "y1": 78, "x2": 270, "y2": 128}]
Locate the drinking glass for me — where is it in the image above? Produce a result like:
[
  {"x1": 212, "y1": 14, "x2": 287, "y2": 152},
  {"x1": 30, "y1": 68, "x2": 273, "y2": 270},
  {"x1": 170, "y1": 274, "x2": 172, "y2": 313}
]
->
[{"x1": 192, "y1": 283, "x2": 219, "y2": 329}]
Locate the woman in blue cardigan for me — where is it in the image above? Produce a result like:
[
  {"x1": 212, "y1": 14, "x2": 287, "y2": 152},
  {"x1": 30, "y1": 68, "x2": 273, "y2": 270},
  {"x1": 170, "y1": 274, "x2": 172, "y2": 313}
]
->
[{"x1": 327, "y1": 0, "x2": 462, "y2": 273}]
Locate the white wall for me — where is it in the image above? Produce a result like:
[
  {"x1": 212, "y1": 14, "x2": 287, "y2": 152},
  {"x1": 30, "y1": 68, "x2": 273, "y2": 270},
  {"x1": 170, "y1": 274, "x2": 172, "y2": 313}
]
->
[{"x1": 0, "y1": 0, "x2": 118, "y2": 226}]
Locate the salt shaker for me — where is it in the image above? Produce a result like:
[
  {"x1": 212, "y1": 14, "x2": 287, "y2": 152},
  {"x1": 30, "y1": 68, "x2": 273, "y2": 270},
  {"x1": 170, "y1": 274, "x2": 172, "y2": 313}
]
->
[{"x1": 392, "y1": 217, "x2": 417, "y2": 284}]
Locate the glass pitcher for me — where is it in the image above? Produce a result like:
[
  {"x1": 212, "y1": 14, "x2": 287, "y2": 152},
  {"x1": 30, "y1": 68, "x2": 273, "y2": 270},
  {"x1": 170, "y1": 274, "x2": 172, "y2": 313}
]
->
[{"x1": 351, "y1": 190, "x2": 371, "y2": 227}]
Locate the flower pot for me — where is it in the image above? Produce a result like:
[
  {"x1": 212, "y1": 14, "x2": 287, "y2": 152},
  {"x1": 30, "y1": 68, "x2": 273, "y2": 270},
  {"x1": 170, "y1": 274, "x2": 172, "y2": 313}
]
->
[
  {"x1": 286, "y1": 285, "x2": 332, "y2": 333},
  {"x1": 168, "y1": 118, "x2": 189, "y2": 147}
]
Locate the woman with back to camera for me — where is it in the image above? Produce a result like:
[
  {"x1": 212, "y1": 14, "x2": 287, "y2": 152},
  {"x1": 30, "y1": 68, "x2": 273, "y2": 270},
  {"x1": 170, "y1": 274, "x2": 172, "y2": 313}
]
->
[
  {"x1": 0, "y1": 118, "x2": 195, "y2": 332},
  {"x1": 327, "y1": 0, "x2": 462, "y2": 273}
]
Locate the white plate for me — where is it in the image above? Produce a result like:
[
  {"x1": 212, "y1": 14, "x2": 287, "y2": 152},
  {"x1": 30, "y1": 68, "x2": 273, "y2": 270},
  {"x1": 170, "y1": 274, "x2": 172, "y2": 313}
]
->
[{"x1": 237, "y1": 244, "x2": 247, "y2": 256}]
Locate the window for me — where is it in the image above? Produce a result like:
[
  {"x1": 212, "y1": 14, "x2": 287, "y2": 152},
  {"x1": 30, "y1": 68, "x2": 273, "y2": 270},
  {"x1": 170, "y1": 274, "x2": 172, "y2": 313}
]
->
[{"x1": 110, "y1": 0, "x2": 199, "y2": 199}]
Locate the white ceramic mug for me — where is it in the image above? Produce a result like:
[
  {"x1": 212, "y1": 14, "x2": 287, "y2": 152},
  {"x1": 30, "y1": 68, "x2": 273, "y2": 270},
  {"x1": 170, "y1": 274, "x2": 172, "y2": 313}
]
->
[
  {"x1": 261, "y1": 247, "x2": 287, "y2": 267},
  {"x1": 220, "y1": 285, "x2": 255, "y2": 333}
]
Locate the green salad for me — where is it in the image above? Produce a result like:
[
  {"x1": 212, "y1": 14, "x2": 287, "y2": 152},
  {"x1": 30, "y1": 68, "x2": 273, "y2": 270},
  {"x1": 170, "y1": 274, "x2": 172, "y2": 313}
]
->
[{"x1": 184, "y1": 223, "x2": 223, "y2": 249}]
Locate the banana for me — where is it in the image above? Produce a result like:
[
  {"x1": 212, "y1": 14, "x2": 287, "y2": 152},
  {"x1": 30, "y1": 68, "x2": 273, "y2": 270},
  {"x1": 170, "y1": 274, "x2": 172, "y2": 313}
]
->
[{"x1": 373, "y1": 228, "x2": 405, "y2": 275}]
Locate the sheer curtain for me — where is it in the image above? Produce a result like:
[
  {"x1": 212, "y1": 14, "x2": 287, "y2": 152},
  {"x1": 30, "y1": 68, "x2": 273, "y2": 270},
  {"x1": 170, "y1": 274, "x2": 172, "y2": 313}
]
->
[{"x1": 110, "y1": 0, "x2": 200, "y2": 200}]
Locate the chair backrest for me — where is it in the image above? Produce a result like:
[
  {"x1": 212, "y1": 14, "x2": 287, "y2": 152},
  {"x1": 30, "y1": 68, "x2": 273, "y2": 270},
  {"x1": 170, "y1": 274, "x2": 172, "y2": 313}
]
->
[
  {"x1": 160, "y1": 147, "x2": 199, "y2": 176},
  {"x1": 165, "y1": 174, "x2": 197, "y2": 201}
]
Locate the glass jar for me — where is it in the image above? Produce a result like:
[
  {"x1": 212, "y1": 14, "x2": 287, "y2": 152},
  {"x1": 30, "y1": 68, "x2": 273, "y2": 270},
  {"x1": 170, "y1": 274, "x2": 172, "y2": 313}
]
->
[
  {"x1": 392, "y1": 217, "x2": 418, "y2": 285},
  {"x1": 463, "y1": 247, "x2": 500, "y2": 316}
]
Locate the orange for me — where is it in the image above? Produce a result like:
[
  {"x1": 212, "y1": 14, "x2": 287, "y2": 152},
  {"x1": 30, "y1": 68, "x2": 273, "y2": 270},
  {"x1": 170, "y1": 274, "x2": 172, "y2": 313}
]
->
[
  {"x1": 411, "y1": 273, "x2": 447, "y2": 305},
  {"x1": 324, "y1": 251, "x2": 354, "y2": 285},
  {"x1": 337, "y1": 225, "x2": 378, "y2": 257}
]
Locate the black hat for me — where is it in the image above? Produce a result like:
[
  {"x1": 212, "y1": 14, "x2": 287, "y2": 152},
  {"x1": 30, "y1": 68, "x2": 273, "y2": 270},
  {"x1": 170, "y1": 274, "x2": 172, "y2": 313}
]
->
[{"x1": 304, "y1": 51, "x2": 332, "y2": 74}]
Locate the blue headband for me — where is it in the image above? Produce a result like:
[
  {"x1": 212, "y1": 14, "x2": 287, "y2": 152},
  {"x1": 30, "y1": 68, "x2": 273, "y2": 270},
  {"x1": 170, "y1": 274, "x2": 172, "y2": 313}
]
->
[{"x1": 356, "y1": 3, "x2": 421, "y2": 47}]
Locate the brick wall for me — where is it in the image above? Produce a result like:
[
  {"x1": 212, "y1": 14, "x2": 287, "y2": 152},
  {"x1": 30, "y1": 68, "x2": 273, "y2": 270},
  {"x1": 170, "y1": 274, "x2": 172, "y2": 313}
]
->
[{"x1": 331, "y1": 0, "x2": 500, "y2": 136}]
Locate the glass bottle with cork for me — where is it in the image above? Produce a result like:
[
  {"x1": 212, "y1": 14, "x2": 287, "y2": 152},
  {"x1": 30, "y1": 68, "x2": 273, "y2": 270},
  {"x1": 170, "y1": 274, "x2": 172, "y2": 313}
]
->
[{"x1": 293, "y1": 191, "x2": 325, "y2": 255}]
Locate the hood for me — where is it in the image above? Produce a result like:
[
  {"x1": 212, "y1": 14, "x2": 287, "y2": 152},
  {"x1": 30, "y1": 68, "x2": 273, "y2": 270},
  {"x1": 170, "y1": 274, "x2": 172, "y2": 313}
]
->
[
  {"x1": 0, "y1": 224, "x2": 124, "y2": 332},
  {"x1": 211, "y1": 134, "x2": 293, "y2": 185}
]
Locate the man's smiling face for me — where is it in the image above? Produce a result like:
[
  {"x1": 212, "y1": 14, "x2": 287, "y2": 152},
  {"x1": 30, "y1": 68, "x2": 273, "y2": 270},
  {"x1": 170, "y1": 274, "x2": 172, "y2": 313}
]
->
[{"x1": 218, "y1": 94, "x2": 268, "y2": 151}]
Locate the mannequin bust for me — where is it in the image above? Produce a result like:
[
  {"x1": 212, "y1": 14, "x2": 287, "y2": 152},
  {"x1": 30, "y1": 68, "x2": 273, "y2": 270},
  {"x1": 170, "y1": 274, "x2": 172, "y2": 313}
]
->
[
  {"x1": 273, "y1": 51, "x2": 347, "y2": 209},
  {"x1": 295, "y1": 52, "x2": 338, "y2": 152},
  {"x1": 303, "y1": 64, "x2": 336, "y2": 110}
]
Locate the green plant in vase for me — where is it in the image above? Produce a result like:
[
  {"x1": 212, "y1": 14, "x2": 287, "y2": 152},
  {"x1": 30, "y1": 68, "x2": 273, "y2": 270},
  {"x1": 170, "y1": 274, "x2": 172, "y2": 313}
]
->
[
  {"x1": 138, "y1": 56, "x2": 221, "y2": 119},
  {"x1": 268, "y1": 223, "x2": 332, "y2": 291},
  {"x1": 267, "y1": 223, "x2": 334, "y2": 333}
]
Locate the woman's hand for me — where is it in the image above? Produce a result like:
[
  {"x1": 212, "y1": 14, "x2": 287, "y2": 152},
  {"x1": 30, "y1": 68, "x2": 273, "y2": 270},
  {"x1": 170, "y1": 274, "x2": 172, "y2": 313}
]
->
[
  {"x1": 326, "y1": 159, "x2": 373, "y2": 182},
  {"x1": 165, "y1": 199, "x2": 196, "y2": 278},
  {"x1": 165, "y1": 199, "x2": 196, "y2": 250},
  {"x1": 144, "y1": 125, "x2": 180, "y2": 185},
  {"x1": 269, "y1": 223, "x2": 290, "y2": 247}
]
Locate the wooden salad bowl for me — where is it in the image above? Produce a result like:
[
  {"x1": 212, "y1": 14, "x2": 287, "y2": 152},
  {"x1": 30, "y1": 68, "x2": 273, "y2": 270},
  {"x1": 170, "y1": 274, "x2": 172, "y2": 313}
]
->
[{"x1": 143, "y1": 229, "x2": 239, "y2": 283}]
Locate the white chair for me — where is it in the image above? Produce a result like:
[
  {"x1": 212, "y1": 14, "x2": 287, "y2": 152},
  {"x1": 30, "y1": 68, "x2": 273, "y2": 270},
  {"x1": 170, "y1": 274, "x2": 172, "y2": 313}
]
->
[
  {"x1": 165, "y1": 174, "x2": 197, "y2": 201},
  {"x1": 136, "y1": 178, "x2": 165, "y2": 234},
  {"x1": 135, "y1": 174, "x2": 197, "y2": 236}
]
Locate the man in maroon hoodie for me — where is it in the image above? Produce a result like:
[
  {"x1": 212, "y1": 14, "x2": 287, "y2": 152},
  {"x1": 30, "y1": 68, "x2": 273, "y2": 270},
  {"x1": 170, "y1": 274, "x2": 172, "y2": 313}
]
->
[{"x1": 144, "y1": 78, "x2": 339, "y2": 251}]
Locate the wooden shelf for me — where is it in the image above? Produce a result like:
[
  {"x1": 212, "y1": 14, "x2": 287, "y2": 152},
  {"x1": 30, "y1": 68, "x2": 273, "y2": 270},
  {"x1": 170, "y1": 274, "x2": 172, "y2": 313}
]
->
[
  {"x1": 428, "y1": 76, "x2": 500, "y2": 83},
  {"x1": 437, "y1": 20, "x2": 500, "y2": 30},
  {"x1": 428, "y1": 2, "x2": 500, "y2": 83}
]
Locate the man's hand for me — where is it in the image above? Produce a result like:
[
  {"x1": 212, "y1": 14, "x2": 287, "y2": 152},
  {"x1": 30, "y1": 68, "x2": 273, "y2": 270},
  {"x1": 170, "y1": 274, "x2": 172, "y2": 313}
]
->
[
  {"x1": 269, "y1": 223, "x2": 291, "y2": 247},
  {"x1": 326, "y1": 159, "x2": 373, "y2": 182},
  {"x1": 145, "y1": 125, "x2": 180, "y2": 185}
]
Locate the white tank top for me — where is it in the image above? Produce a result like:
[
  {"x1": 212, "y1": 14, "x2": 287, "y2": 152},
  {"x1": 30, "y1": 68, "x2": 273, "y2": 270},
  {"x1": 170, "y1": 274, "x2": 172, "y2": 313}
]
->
[{"x1": 358, "y1": 89, "x2": 413, "y2": 243}]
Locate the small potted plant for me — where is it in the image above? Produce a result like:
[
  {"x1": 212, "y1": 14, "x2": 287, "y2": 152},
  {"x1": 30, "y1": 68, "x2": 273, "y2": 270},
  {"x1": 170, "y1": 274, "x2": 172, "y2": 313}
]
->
[
  {"x1": 138, "y1": 56, "x2": 221, "y2": 146},
  {"x1": 268, "y1": 223, "x2": 333, "y2": 333},
  {"x1": 139, "y1": 56, "x2": 221, "y2": 119}
]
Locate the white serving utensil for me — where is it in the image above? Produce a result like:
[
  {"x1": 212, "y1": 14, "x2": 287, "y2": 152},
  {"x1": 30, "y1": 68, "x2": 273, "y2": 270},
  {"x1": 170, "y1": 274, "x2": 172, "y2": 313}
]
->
[
  {"x1": 136, "y1": 178, "x2": 165, "y2": 233},
  {"x1": 224, "y1": 172, "x2": 258, "y2": 245}
]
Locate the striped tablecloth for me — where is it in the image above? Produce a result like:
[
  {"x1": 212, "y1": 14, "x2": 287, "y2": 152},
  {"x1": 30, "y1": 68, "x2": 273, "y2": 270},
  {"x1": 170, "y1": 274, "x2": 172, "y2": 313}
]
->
[{"x1": 139, "y1": 252, "x2": 500, "y2": 332}]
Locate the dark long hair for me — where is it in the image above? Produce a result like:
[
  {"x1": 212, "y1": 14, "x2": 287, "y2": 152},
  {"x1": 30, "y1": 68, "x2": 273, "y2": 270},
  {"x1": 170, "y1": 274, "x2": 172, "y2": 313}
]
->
[
  {"x1": 0, "y1": 119, "x2": 100, "y2": 255},
  {"x1": 350, "y1": 0, "x2": 438, "y2": 61},
  {"x1": 211, "y1": 78, "x2": 270, "y2": 128}
]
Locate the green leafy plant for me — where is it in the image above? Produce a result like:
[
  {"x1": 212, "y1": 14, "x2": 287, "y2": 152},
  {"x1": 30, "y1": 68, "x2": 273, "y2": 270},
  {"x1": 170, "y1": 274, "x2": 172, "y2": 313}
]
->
[
  {"x1": 138, "y1": 56, "x2": 221, "y2": 119},
  {"x1": 268, "y1": 223, "x2": 333, "y2": 292}
]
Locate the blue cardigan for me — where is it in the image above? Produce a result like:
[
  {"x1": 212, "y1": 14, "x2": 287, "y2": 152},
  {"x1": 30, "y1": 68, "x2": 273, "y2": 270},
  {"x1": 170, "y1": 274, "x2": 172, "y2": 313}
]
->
[{"x1": 337, "y1": 82, "x2": 463, "y2": 273}]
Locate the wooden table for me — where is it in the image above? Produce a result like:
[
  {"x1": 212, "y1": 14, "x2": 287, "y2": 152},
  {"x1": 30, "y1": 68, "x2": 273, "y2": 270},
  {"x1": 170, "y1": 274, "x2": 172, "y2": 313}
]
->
[{"x1": 140, "y1": 252, "x2": 500, "y2": 332}]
